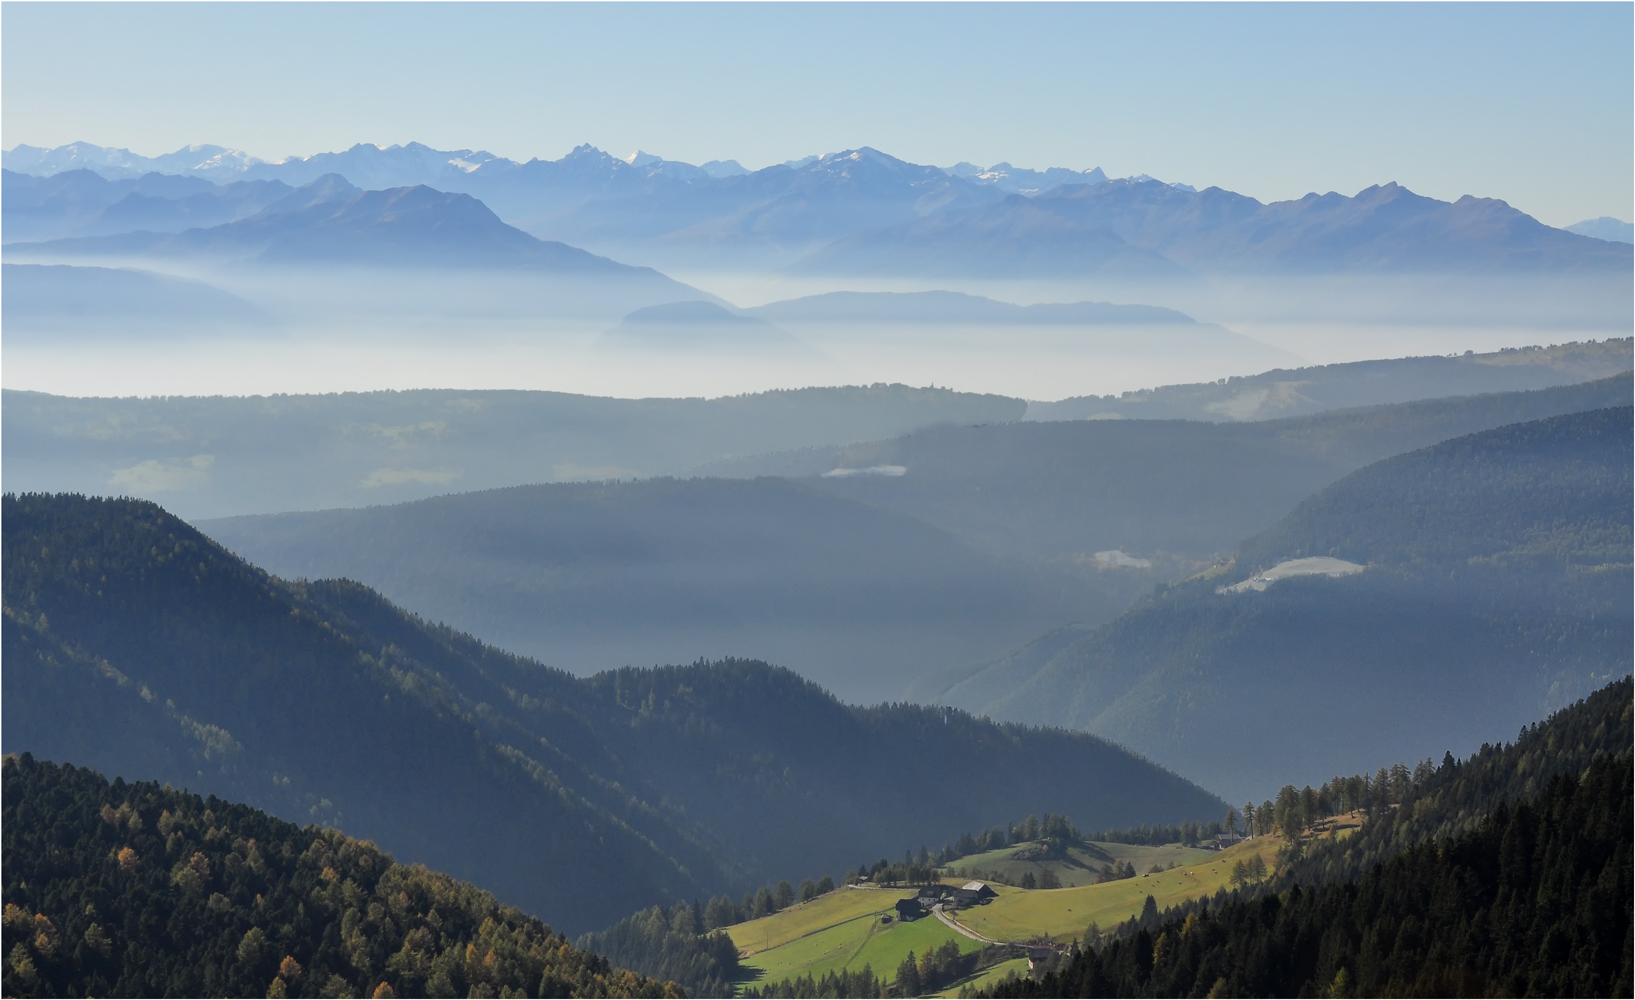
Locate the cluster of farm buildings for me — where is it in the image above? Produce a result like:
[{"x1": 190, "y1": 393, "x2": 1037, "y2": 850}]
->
[{"x1": 892, "y1": 880, "x2": 996, "y2": 921}]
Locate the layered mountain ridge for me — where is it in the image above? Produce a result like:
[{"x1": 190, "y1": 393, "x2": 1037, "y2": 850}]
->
[{"x1": 7, "y1": 141, "x2": 1626, "y2": 277}]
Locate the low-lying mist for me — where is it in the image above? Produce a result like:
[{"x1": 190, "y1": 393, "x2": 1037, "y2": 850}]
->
[{"x1": 4, "y1": 258, "x2": 1627, "y2": 400}]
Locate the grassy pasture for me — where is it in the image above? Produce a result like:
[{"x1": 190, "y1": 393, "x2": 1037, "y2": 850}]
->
[
  {"x1": 952, "y1": 838, "x2": 1277, "y2": 944},
  {"x1": 730, "y1": 889, "x2": 979, "y2": 990},
  {"x1": 728, "y1": 836, "x2": 1284, "y2": 994},
  {"x1": 944, "y1": 840, "x2": 1214, "y2": 888},
  {"x1": 729, "y1": 887, "x2": 892, "y2": 957}
]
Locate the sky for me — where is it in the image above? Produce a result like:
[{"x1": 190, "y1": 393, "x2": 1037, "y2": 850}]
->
[{"x1": 2, "y1": 2, "x2": 1631, "y2": 226}]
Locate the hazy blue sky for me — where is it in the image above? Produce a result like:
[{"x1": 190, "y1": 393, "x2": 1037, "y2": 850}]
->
[{"x1": 3, "y1": 2, "x2": 1629, "y2": 225}]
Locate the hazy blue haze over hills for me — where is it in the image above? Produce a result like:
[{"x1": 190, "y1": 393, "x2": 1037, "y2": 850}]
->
[
  {"x1": 744, "y1": 290, "x2": 1195, "y2": 325},
  {"x1": 602, "y1": 301, "x2": 806, "y2": 353},
  {"x1": 2, "y1": 493, "x2": 1226, "y2": 934},
  {"x1": 184, "y1": 377, "x2": 1631, "y2": 707},
  {"x1": 10, "y1": 355, "x2": 1621, "y2": 527},
  {"x1": 941, "y1": 408, "x2": 1634, "y2": 801},
  {"x1": 1024, "y1": 340, "x2": 1633, "y2": 422},
  {"x1": 0, "y1": 384, "x2": 1024, "y2": 520},
  {"x1": 195, "y1": 477, "x2": 1148, "y2": 704},
  {"x1": 700, "y1": 376, "x2": 1635, "y2": 569},
  {"x1": 2, "y1": 263, "x2": 270, "y2": 332}
]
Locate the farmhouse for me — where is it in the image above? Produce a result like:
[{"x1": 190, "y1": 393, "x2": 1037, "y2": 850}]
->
[
  {"x1": 1211, "y1": 833, "x2": 1246, "y2": 850},
  {"x1": 951, "y1": 880, "x2": 997, "y2": 907},
  {"x1": 894, "y1": 897, "x2": 925, "y2": 921}
]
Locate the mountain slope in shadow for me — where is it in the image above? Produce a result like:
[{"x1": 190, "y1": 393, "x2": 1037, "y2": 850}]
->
[{"x1": 942, "y1": 408, "x2": 1633, "y2": 802}]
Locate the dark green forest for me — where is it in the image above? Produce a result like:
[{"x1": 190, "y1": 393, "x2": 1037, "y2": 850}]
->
[
  {"x1": 1, "y1": 754, "x2": 680, "y2": 999},
  {"x1": 989, "y1": 752, "x2": 1632, "y2": 998},
  {"x1": 2, "y1": 492, "x2": 1224, "y2": 935},
  {"x1": 1236, "y1": 407, "x2": 1633, "y2": 573},
  {"x1": 1284, "y1": 677, "x2": 1634, "y2": 886},
  {"x1": 575, "y1": 904, "x2": 743, "y2": 999}
]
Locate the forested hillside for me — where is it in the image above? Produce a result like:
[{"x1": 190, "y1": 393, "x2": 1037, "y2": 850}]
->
[
  {"x1": 1236, "y1": 406, "x2": 1633, "y2": 572},
  {"x1": 700, "y1": 375, "x2": 1631, "y2": 571},
  {"x1": 1, "y1": 755, "x2": 680, "y2": 999},
  {"x1": 1283, "y1": 677, "x2": 1633, "y2": 887},
  {"x1": 2, "y1": 493, "x2": 1225, "y2": 935},
  {"x1": 941, "y1": 408, "x2": 1633, "y2": 800},
  {"x1": 992, "y1": 752, "x2": 1632, "y2": 998}
]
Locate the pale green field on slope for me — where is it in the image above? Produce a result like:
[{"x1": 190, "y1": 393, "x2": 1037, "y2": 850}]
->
[
  {"x1": 942, "y1": 840, "x2": 1214, "y2": 889},
  {"x1": 952, "y1": 838, "x2": 1278, "y2": 945},
  {"x1": 728, "y1": 836, "x2": 1285, "y2": 995},
  {"x1": 728, "y1": 888, "x2": 979, "y2": 992}
]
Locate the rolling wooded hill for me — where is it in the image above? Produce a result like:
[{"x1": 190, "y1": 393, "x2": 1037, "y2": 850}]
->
[
  {"x1": 938, "y1": 408, "x2": 1633, "y2": 802},
  {"x1": 1, "y1": 755, "x2": 680, "y2": 999},
  {"x1": 2, "y1": 493, "x2": 1226, "y2": 936},
  {"x1": 699, "y1": 374, "x2": 1633, "y2": 569}
]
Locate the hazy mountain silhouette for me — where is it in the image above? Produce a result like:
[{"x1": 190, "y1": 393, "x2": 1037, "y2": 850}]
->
[
  {"x1": 745, "y1": 290, "x2": 1195, "y2": 325},
  {"x1": 2, "y1": 168, "x2": 293, "y2": 241},
  {"x1": 795, "y1": 178, "x2": 1634, "y2": 277},
  {"x1": 1567, "y1": 216, "x2": 1634, "y2": 243},
  {"x1": 196, "y1": 477, "x2": 1142, "y2": 703},
  {"x1": 2, "y1": 263, "x2": 269, "y2": 333},
  {"x1": 4, "y1": 174, "x2": 683, "y2": 277},
  {"x1": 601, "y1": 300, "x2": 806, "y2": 352}
]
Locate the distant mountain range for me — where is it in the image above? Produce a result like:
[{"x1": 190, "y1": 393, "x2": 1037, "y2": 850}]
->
[
  {"x1": 2, "y1": 167, "x2": 295, "y2": 242},
  {"x1": 2, "y1": 140, "x2": 1117, "y2": 197},
  {"x1": 1567, "y1": 216, "x2": 1635, "y2": 243},
  {"x1": 6, "y1": 140, "x2": 1626, "y2": 277},
  {"x1": 3, "y1": 173, "x2": 677, "y2": 276},
  {"x1": 794, "y1": 178, "x2": 1634, "y2": 277}
]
